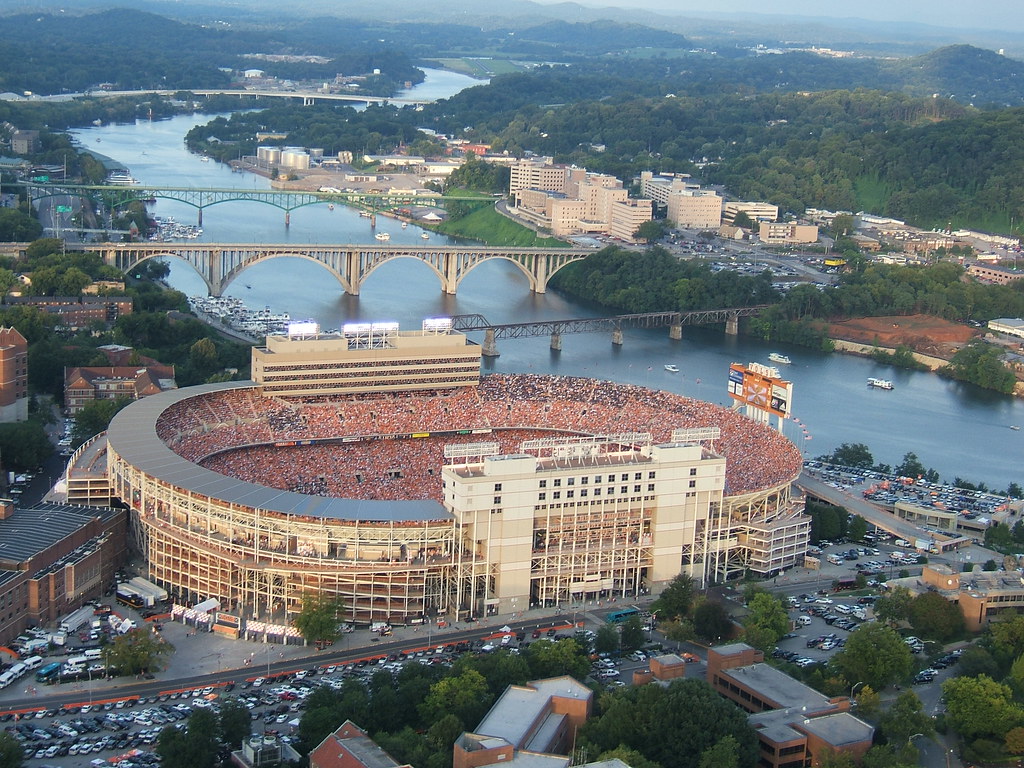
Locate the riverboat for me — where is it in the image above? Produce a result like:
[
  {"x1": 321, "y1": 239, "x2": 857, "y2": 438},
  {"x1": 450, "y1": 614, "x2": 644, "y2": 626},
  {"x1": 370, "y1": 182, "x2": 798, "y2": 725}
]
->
[
  {"x1": 664, "y1": 364, "x2": 680, "y2": 373},
  {"x1": 375, "y1": 232, "x2": 391, "y2": 241},
  {"x1": 105, "y1": 171, "x2": 139, "y2": 185},
  {"x1": 768, "y1": 352, "x2": 791, "y2": 364},
  {"x1": 867, "y1": 378, "x2": 894, "y2": 390}
]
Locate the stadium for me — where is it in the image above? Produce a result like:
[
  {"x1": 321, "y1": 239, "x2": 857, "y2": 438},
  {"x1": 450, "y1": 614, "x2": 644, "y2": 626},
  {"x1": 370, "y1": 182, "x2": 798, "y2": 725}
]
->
[{"x1": 104, "y1": 360, "x2": 808, "y2": 627}]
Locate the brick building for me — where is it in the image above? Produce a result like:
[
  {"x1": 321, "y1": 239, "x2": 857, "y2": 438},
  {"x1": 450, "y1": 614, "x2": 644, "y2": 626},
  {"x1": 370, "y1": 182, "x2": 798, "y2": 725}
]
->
[
  {"x1": 0, "y1": 501, "x2": 128, "y2": 645},
  {"x1": 707, "y1": 644, "x2": 873, "y2": 768},
  {"x1": 310, "y1": 721, "x2": 411, "y2": 768},
  {"x1": 6, "y1": 295, "x2": 133, "y2": 328},
  {"x1": 0, "y1": 326, "x2": 28, "y2": 423},
  {"x1": 64, "y1": 364, "x2": 177, "y2": 414}
]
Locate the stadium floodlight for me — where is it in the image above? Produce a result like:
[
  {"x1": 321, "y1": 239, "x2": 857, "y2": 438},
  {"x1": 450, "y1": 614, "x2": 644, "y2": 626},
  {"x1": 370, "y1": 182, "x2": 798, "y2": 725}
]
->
[
  {"x1": 342, "y1": 323, "x2": 372, "y2": 335},
  {"x1": 672, "y1": 427, "x2": 721, "y2": 444},
  {"x1": 286, "y1": 321, "x2": 319, "y2": 338},
  {"x1": 443, "y1": 442, "x2": 501, "y2": 460},
  {"x1": 422, "y1": 317, "x2": 453, "y2": 334},
  {"x1": 371, "y1": 322, "x2": 401, "y2": 333}
]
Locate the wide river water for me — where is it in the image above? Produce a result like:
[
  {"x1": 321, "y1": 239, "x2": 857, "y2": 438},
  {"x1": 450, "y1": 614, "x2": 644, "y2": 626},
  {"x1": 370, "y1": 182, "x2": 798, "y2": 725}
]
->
[{"x1": 69, "y1": 69, "x2": 1024, "y2": 489}]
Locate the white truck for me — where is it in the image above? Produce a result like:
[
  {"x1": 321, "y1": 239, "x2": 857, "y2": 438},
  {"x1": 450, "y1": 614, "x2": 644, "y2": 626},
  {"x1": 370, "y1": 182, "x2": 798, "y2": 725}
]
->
[{"x1": 60, "y1": 605, "x2": 97, "y2": 634}]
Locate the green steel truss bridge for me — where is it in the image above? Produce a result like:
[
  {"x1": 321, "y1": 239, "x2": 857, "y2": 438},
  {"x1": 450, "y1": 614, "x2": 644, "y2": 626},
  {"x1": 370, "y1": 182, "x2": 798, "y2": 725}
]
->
[
  {"x1": 69, "y1": 241, "x2": 592, "y2": 297},
  {"x1": 27, "y1": 183, "x2": 496, "y2": 226}
]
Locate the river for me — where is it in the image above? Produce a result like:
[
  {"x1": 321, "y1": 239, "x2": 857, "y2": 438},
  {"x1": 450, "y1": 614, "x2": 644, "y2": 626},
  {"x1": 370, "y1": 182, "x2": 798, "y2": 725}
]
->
[{"x1": 67, "y1": 69, "x2": 1024, "y2": 490}]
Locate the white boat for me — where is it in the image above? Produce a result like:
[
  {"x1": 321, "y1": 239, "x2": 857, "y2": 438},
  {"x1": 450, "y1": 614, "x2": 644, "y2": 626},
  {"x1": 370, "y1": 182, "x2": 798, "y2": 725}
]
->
[
  {"x1": 867, "y1": 378, "x2": 894, "y2": 390},
  {"x1": 1011, "y1": 425, "x2": 1021, "y2": 431},
  {"x1": 375, "y1": 232, "x2": 391, "y2": 241},
  {"x1": 359, "y1": 211, "x2": 373, "y2": 218},
  {"x1": 105, "y1": 172, "x2": 139, "y2": 185},
  {"x1": 401, "y1": 222, "x2": 408, "y2": 229},
  {"x1": 421, "y1": 232, "x2": 430, "y2": 239},
  {"x1": 768, "y1": 352, "x2": 791, "y2": 364},
  {"x1": 664, "y1": 364, "x2": 679, "y2": 373}
]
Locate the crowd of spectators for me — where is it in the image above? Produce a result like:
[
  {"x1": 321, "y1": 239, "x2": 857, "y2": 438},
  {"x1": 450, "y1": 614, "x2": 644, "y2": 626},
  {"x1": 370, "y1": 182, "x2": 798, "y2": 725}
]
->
[{"x1": 154, "y1": 374, "x2": 802, "y2": 499}]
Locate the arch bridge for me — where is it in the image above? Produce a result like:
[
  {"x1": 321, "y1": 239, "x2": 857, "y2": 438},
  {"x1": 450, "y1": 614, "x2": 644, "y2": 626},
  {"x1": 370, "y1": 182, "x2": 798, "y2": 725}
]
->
[
  {"x1": 76, "y1": 241, "x2": 592, "y2": 297},
  {"x1": 28, "y1": 183, "x2": 495, "y2": 226}
]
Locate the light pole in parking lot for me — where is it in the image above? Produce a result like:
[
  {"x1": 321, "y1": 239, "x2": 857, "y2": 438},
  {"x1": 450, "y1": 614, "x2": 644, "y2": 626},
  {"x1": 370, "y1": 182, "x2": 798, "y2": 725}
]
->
[{"x1": 850, "y1": 680, "x2": 865, "y2": 701}]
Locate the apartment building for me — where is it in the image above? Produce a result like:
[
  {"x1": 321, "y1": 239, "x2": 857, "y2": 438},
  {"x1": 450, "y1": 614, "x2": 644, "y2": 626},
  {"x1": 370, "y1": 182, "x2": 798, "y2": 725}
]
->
[{"x1": 0, "y1": 326, "x2": 27, "y2": 423}]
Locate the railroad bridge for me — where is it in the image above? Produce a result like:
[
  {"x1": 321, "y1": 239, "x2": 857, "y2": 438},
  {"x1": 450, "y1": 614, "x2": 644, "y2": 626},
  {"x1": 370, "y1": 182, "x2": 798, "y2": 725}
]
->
[{"x1": 77, "y1": 242, "x2": 593, "y2": 296}]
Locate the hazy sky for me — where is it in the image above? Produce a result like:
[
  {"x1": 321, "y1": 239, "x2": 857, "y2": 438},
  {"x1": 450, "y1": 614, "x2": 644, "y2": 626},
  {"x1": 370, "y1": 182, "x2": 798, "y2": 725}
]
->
[{"x1": 543, "y1": 0, "x2": 1023, "y2": 34}]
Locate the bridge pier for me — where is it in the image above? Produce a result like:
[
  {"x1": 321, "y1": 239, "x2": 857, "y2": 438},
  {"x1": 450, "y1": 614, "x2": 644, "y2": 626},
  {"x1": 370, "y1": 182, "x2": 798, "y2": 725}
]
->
[
  {"x1": 197, "y1": 209, "x2": 203, "y2": 227},
  {"x1": 669, "y1": 323, "x2": 682, "y2": 340},
  {"x1": 285, "y1": 212, "x2": 290, "y2": 228},
  {"x1": 725, "y1": 316, "x2": 739, "y2": 336},
  {"x1": 482, "y1": 328, "x2": 500, "y2": 358},
  {"x1": 550, "y1": 332, "x2": 561, "y2": 352},
  {"x1": 611, "y1": 329, "x2": 623, "y2": 346}
]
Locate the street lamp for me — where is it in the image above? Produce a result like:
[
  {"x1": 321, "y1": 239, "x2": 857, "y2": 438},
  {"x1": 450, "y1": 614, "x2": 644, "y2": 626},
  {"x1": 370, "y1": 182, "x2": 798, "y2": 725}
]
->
[{"x1": 850, "y1": 681, "x2": 865, "y2": 700}]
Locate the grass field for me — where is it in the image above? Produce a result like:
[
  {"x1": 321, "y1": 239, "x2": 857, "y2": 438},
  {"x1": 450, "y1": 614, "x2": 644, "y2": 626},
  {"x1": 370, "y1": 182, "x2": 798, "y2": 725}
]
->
[
  {"x1": 434, "y1": 201, "x2": 567, "y2": 247},
  {"x1": 426, "y1": 58, "x2": 529, "y2": 78}
]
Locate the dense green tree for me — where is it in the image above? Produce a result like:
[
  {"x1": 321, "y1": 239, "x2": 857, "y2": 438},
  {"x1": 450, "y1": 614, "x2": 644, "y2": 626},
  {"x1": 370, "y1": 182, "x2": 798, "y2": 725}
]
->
[
  {"x1": 698, "y1": 735, "x2": 740, "y2": 768},
  {"x1": 879, "y1": 690, "x2": 933, "y2": 746},
  {"x1": 693, "y1": 601, "x2": 733, "y2": 643},
  {"x1": 742, "y1": 593, "x2": 790, "y2": 653},
  {"x1": 594, "y1": 624, "x2": 621, "y2": 655},
  {"x1": 524, "y1": 638, "x2": 590, "y2": 680},
  {"x1": 855, "y1": 685, "x2": 882, "y2": 719},
  {"x1": 103, "y1": 627, "x2": 173, "y2": 675},
  {"x1": 595, "y1": 746, "x2": 662, "y2": 768},
  {"x1": 294, "y1": 593, "x2": 342, "y2": 645},
  {"x1": 0, "y1": 208, "x2": 42, "y2": 242},
  {"x1": 833, "y1": 624, "x2": 913, "y2": 690},
  {"x1": 620, "y1": 617, "x2": 647, "y2": 653},
  {"x1": 218, "y1": 698, "x2": 251, "y2": 752},
  {"x1": 847, "y1": 515, "x2": 868, "y2": 543},
  {"x1": 908, "y1": 591, "x2": 964, "y2": 641},
  {"x1": 652, "y1": 573, "x2": 695, "y2": 620},
  {"x1": 826, "y1": 443, "x2": 874, "y2": 469},
  {"x1": 72, "y1": 397, "x2": 132, "y2": 445},
  {"x1": 419, "y1": 669, "x2": 492, "y2": 728},
  {"x1": 580, "y1": 678, "x2": 757, "y2": 768},
  {"x1": 0, "y1": 420, "x2": 52, "y2": 469},
  {"x1": 989, "y1": 615, "x2": 1024, "y2": 661},
  {"x1": 874, "y1": 586, "x2": 913, "y2": 627},
  {"x1": 956, "y1": 645, "x2": 1001, "y2": 680},
  {"x1": 0, "y1": 731, "x2": 23, "y2": 768},
  {"x1": 942, "y1": 674, "x2": 1024, "y2": 741},
  {"x1": 157, "y1": 706, "x2": 219, "y2": 768}
]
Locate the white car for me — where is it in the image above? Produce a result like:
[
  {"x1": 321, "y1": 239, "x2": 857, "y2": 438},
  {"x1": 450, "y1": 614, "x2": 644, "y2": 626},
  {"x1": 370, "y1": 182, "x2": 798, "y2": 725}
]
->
[{"x1": 814, "y1": 597, "x2": 834, "y2": 605}]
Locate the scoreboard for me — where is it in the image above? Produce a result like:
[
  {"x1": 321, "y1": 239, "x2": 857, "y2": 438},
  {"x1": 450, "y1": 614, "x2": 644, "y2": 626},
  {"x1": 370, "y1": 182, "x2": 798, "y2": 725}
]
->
[{"x1": 728, "y1": 362, "x2": 793, "y2": 420}]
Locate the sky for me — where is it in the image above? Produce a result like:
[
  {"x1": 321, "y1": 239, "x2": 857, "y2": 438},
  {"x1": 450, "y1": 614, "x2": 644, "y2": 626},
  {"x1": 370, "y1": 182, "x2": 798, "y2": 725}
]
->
[{"x1": 535, "y1": 0, "x2": 1024, "y2": 34}]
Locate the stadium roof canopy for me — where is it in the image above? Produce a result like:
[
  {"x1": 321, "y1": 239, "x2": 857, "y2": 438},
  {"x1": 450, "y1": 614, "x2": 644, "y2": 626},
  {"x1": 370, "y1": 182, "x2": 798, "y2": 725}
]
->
[{"x1": 105, "y1": 381, "x2": 453, "y2": 523}]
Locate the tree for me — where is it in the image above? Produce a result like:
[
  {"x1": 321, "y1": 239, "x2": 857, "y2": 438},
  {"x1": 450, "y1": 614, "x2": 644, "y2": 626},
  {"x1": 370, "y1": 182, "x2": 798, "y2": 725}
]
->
[
  {"x1": 832, "y1": 623, "x2": 912, "y2": 690},
  {"x1": 294, "y1": 593, "x2": 342, "y2": 645},
  {"x1": 732, "y1": 211, "x2": 754, "y2": 229},
  {"x1": 847, "y1": 515, "x2": 868, "y2": 543},
  {"x1": 419, "y1": 669, "x2": 492, "y2": 728},
  {"x1": 580, "y1": 678, "x2": 757, "y2": 768},
  {"x1": 942, "y1": 674, "x2": 1024, "y2": 741},
  {"x1": 989, "y1": 615, "x2": 1024, "y2": 662},
  {"x1": 831, "y1": 214, "x2": 855, "y2": 238},
  {"x1": 855, "y1": 685, "x2": 882, "y2": 719},
  {"x1": 698, "y1": 735, "x2": 740, "y2": 768},
  {"x1": 908, "y1": 591, "x2": 964, "y2": 641},
  {"x1": 595, "y1": 746, "x2": 662, "y2": 768},
  {"x1": 0, "y1": 421, "x2": 52, "y2": 470},
  {"x1": 524, "y1": 638, "x2": 590, "y2": 680},
  {"x1": 157, "y1": 706, "x2": 220, "y2": 768},
  {"x1": 0, "y1": 731, "x2": 23, "y2": 768},
  {"x1": 826, "y1": 443, "x2": 873, "y2": 469},
  {"x1": 620, "y1": 616, "x2": 647, "y2": 653},
  {"x1": 634, "y1": 219, "x2": 667, "y2": 243},
  {"x1": 103, "y1": 627, "x2": 173, "y2": 675},
  {"x1": 742, "y1": 593, "x2": 789, "y2": 653},
  {"x1": 879, "y1": 690, "x2": 933, "y2": 745},
  {"x1": 218, "y1": 698, "x2": 251, "y2": 751},
  {"x1": 652, "y1": 573, "x2": 695, "y2": 620},
  {"x1": 662, "y1": 618, "x2": 696, "y2": 645},
  {"x1": 1005, "y1": 726, "x2": 1024, "y2": 755},
  {"x1": 594, "y1": 624, "x2": 620, "y2": 655},
  {"x1": 72, "y1": 397, "x2": 132, "y2": 445},
  {"x1": 188, "y1": 337, "x2": 219, "y2": 376},
  {"x1": 694, "y1": 601, "x2": 733, "y2": 643},
  {"x1": 956, "y1": 645, "x2": 1000, "y2": 680}
]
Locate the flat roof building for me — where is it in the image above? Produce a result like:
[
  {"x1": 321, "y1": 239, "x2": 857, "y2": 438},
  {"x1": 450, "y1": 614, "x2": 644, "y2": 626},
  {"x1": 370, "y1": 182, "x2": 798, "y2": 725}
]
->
[
  {"x1": 251, "y1": 323, "x2": 482, "y2": 399},
  {"x1": 667, "y1": 189, "x2": 722, "y2": 229},
  {"x1": 707, "y1": 643, "x2": 873, "y2": 768},
  {"x1": 759, "y1": 223, "x2": 819, "y2": 245},
  {"x1": 454, "y1": 677, "x2": 593, "y2": 768},
  {"x1": 723, "y1": 202, "x2": 779, "y2": 225}
]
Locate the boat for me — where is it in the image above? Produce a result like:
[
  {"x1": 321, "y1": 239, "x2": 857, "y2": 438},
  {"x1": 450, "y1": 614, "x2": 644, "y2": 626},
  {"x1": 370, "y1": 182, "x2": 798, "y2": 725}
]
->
[
  {"x1": 375, "y1": 232, "x2": 391, "y2": 241},
  {"x1": 421, "y1": 232, "x2": 430, "y2": 239},
  {"x1": 359, "y1": 212, "x2": 373, "y2": 218},
  {"x1": 867, "y1": 378, "x2": 894, "y2": 390},
  {"x1": 664, "y1": 364, "x2": 679, "y2": 373},
  {"x1": 105, "y1": 171, "x2": 140, "y2": 185},
  {"x1": 768, "y1": 352, "x2": 791, "y2": 364},
  {"x1": 401, "y1": 222, "x2": 408, "y2": 229},
  {"x1": 1011, "y1": 425, "x2": 1021, "y2": 431},
  {"x1": 328, "y1": 204, "x2": 334, "y2": 211}
]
